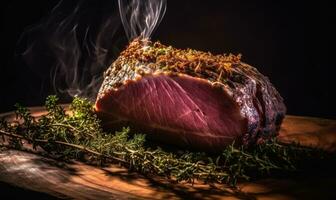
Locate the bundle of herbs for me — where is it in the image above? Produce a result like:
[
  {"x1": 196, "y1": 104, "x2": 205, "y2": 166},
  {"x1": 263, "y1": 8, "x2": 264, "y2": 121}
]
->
[{"x1": 0, "y1": 96, "x2": 333, "y2": 186}]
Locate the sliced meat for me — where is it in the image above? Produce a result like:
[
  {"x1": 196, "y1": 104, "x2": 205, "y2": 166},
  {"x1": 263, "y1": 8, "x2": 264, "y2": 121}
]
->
[{"x1": 95, "y1": 39, "x2": 286, "y2": 151}]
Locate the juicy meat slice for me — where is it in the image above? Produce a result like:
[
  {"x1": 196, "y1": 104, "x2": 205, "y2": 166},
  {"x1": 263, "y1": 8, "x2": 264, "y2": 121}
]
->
[
  {"x1": 95, "y1": 74, "x2": 247, "y2": 151},
  {"x1": 95, "y1": 39, "x2": 286, "y2": 151}
]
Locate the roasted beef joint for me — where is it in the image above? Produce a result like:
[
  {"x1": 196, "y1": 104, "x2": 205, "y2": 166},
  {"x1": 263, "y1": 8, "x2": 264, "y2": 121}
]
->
[{"x1": 95, "y1": 39, "x2": 286, "y2": 151}]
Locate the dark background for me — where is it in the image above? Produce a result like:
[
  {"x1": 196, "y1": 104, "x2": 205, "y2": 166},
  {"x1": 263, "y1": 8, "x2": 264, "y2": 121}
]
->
[
  {"x1": 1, "y1": 0, "x2": 335, "y2": 119},
  {"x1": 0, "y1": 1, "x2": 335, "y2": 198}
]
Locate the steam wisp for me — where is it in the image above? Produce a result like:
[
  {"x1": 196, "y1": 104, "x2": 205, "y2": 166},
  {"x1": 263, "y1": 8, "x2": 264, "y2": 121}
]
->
[
  {"x1": 21, "y1": 1, "x2": 121, "y2": 101},
  {"x1": 118, "y1": 0, "x2": 167, "y2": 41}
]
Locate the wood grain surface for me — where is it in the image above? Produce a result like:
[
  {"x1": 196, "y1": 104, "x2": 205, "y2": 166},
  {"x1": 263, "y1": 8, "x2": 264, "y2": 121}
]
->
[{"x1": 1, "y1": 107, "x2": 336, "y2": 200}]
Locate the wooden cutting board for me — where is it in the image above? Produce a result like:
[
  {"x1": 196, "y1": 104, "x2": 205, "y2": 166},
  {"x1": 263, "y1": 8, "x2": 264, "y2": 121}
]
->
[{"x1": 0, "y1": 107, "x2": 336, "y2": 200}]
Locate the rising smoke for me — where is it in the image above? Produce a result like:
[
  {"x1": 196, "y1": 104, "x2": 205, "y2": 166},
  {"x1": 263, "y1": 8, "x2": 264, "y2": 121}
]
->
[
  {"x1": 118, "y1": 0, "x2": 167, "y2": 41},
  {"x1": 20, "y1": 0, "x2": 167, "y2": 101}
]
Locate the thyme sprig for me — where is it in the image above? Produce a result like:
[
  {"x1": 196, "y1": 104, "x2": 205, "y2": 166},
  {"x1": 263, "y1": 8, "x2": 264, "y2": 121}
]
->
[{"x1": 0, "y1": 96, "x2": 331, "y2": 186}]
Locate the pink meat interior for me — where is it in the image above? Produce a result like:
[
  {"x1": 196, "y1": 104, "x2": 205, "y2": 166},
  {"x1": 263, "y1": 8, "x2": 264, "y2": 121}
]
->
[{"x1": 95, "y1": 74, "x2": 247, "y2": 151}]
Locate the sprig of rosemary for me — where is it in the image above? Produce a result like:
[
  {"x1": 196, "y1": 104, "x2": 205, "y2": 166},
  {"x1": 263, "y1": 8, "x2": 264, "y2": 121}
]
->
[{"x1": 0, "y1": 96, "x2": 332, "y2": 186}]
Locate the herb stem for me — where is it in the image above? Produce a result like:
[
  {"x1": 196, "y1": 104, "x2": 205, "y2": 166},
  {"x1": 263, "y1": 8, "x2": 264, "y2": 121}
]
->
[
  {"x1": 0, "y1": 129, "x2": 127, "y2": 165},
  {"x1": 50, "y1": 123, "x2": 95, "y2": 138}
]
